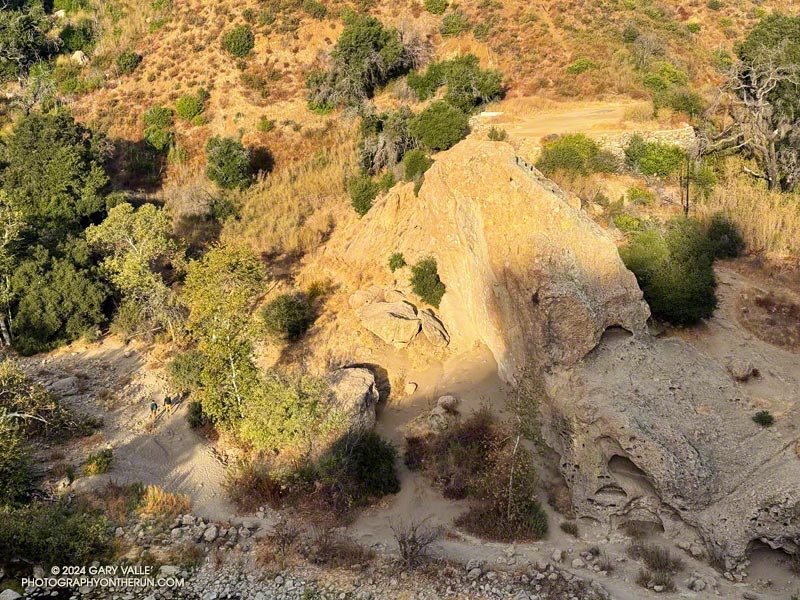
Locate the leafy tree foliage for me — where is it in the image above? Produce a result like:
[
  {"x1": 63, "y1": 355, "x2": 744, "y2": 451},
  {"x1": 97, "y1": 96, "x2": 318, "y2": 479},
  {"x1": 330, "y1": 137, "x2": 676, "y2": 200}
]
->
[
  {"x1": 409, "y1": 101, "x2": 468, "y2": 151},
  {"x1": 86, "y1": 202, "x2": 185, "y2": 340},
  {"x1": 182, "y1": 245, "x2": 264, "y2": 425},
  {"x1": 10, "y1": 241, "x2": 108, "y2": 355},
  {"x1": 306, "y1": 14, "x2": 421, "y2": 109},
  {"x1": 347, "y1": 174, "x2": 379, "y2": 216},
  {"x1": 0, "y1": 111, "x2": 112, "y2": 354},
  {"x1": 115, "y1": 50, "x2": 142, "y2": 74},
  {"x1": 205, "y1": 136, "x2": 254, "y2": 190},
  {"x1": 359, "y1": 106, "x2": 415, "y2": 174},
  {"x1": 621, "y1": 218, "x2": 717, "y2": 325},
  {"x1": 0, "y1": 110, "x2": 109, "y2": 236},
  {"x1": 624, "y1": 134, "x2": 685, "y2": 177},
  {"x1": 142, "y1": 105, "x2": 174, "y2": 152},
  {"x1": 0, "y1": 2, "x2": 56, "y2": 81},
  {"x1": 403, "y1": 149, "x2": 432, "y2": 181},
  {"x1": 407, "y1": 54, "x2": 503, "y2": 113}
]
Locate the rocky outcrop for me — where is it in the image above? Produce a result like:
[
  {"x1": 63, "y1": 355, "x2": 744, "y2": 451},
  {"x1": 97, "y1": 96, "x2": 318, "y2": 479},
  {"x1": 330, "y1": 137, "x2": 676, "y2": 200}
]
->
[
  {"x1": 355, "y1": 301, "x2": 421, "y2": 348},
  {"x1": 543, "y1": 333, "x2": 800, "y2": 567},
  {"x1": 327, "y1": 367, "x2": 380, "y2": 433},
  {"x1": 338, "y1": 140, "x2": 649, "y2": 382}
]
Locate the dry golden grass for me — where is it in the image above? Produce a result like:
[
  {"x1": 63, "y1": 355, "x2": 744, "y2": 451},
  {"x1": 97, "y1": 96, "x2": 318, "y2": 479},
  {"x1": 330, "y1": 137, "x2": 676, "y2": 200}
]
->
[
  {"x1": 696, "y1": 160, "x2": 800, "y2": 257},
  {"x1": 137, "y1": 484, "x2": 191, "y2": 520},
  {"x1": 222, "y1": 125, "x2": 357, "y2": 258}
]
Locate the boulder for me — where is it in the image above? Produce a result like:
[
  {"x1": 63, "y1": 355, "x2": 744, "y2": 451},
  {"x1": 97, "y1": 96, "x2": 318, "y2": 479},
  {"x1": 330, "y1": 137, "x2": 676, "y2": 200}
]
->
[
  {"x1": 436, "y1": 395, "x2": 459, "y2": 411},
  {"x1": 419, "y1": 309, "x2": 450, "y2": 347},
  {"x1": 356, "y1": 301, "x2": 421, "y2": 348},
  {"x1": 327, "y1": 367, "x2": 379, "y2": 433},
  {"x1": 71, "y1": 51, "x2": 89, "y2": 66},
  {"x1": 0, "y1": 591, "x2": 22, "y2": 600},
  {"x1": 544, "y1": 334, "x2": 800, "y2": 567},
  {"x1": 334, "y1": 140, "x2": 648, "y2": 381},
  {"x1": 47, "y1": 375, "x2": 78, "y2": 396}
]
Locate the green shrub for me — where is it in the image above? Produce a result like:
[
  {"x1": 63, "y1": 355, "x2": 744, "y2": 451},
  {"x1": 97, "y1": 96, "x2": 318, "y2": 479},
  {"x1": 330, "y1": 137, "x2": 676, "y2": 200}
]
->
[
  {"x1": 409, "y1": 101, "x2": 468, "y2": 151},
  {"x1": 407, "y1": 410, "x2": 547, "y2": 542},
  {"x1": 403, "y1": 149, "x2": 432, "y2": 181},
  {"x1": 222, "y1": 25, "x2": 255, "y2": 58},
  {"x1": 175, "y1": 94, "x2": 204, "y2": 120},
  {"x1": 258, "y1": 116, "x2": 275, "y2": 132},
  {"x1": 0, "y1": 418, "x2": 32, "y2": 506},
  {"x1": 424, "y1": 0, "x2": 448, "y2": 14},
  {"x1": 706, "y1": 214, "x2": 745, "y2": 259},
  {"x1": 303, "y1": 0, "x2": 327, "y2": 19},
  {"x1": 59, "y1": 19, "x2": 95, "y2": 53},
  {"x1": 663, "y1": 87, "x2": 704, "y2": 116},
  {"x1": 624, "y1": 135, "x2": 685, "y2": 177},
  {"x1": 566, "y1": 58, "x2": 597, "y2": 75},
  {"x1": 388, "y1": 252, "x2": 406, "y2": 272},
  {"x1": 440, "y1": 11, "x2": 469, "y2": 37},
  {"x1": 408, "y1": 54, "x2": 503, "y2": 113},
  {"x1": 536, "y1": 134, "x2": 618, "y2": 176},
  {"x1": 205, "y1": 136, "x2": 253, "y2": 190},
  {"x1": 84, "y1": 448, "x2": 113, "y2": 475},
  {"x1": 411, "y1": 257, "x2": 446, "y2": 308},
  {"x1": 627, "y1": 187, "x2": 655, "y2": 206},
  {"x1": 0, "y1": 502, "x2": 112, "y2": 567},
  {"x1": 186, "y1": 401, "x2": 207, "y2": 429},
  {"x1": 687, "y1": 22, "x2": 701, "y2": 34},
  {"x1": 613, "y1": 213, "x2": 645, "y2": 233},
  {"x1": 753, "y1": 410, "x2": 774, "y2": 427},
  {"x1": 347, "y1": 174, "x2": 379, "y2": 216},
  {"x1": 488, "y1": 127, "x2": 508, "y2": 141},
  {"x1": 142, "y1": 105, "x2": 173, "y2": 152},
  {"x1": 261, "y1": 293, "x2": 313, "y2": 341},
  {"x1": 116, "y1": 50, "x2": 142, "y2": 74},
  {"x1": 317, "y1": 431, "x2": 400, "y2": 507},
  {"x1": 560, "y1": 521, "x2": 579, "y2": 536},
  {"x1": 621, "y1": 218, "x2": 717, "y2": 325}
]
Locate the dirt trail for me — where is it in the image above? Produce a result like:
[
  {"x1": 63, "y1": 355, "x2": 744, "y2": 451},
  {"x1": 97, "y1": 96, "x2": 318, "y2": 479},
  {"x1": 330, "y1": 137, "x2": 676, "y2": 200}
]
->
[{"x1": 23, "y1": 337, "x2": 233, "y2": 520}]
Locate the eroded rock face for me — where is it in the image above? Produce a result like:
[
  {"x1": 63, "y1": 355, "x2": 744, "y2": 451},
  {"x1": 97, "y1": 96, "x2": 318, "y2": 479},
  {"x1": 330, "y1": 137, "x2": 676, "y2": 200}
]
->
[
  {"x1": 327, "y1": 367, "x2": 379, "y2": 433},
  {"x1": 544, "y1": 333, "x2": 800, "y2": 567},
  {"x1": 339, "y1": 140, "x2": 649, "y2": 381}
]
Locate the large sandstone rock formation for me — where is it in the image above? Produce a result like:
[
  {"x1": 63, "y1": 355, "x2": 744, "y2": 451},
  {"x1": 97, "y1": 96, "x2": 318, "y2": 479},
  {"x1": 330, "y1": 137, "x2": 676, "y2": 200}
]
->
[
  {"x1": 338, "y1": 140, "x2": 650, "y2": 382},
  {"x1": 327, "y1": 367, "x2": 380, "y2": 433},
  {"x1": 544, "y1": 332, "x2": 800, "y2": 567}
]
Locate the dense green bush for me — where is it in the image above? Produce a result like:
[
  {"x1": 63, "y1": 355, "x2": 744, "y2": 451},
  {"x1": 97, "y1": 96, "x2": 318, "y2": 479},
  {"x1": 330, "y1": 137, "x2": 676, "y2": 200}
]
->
[
  {"x1": 388, "y1": 252, "x2": 406, "y2": 272},
  {"x1": 0, "y1": 502, "x2": 112, "y2": 566},
  {"x1": 624, "y1": 135, "x2": 685, "y2": 177},
  {"x1": 142, "y1": 105, "x2": 173, "y2": 152},
  {"x1": 407, "y1": 54, "x2": 503, "y2": 113},
  {"x1": 222, "y1": 25, "x2": 255, "y2": 58},
  {"x1": 0, "y1": 4, "x2": 55, "y2": 81},
  {"x1": 186, "y1": 401, "x2": 207, "y2": 429},
  {"x1": 317, "y1": 431, "x2": 400, "y2": 507},
  {"x1": 706, "y1": 214, "x2": 745, "y2": 259},
  {"x1": 403, "y1": 149, "x2": 432, "y2": 181},
  {"x1": 116, "y1": 50, "x2": 142, "y2": 74},
  {"x1": 359, "y1": 107, "x2": 415, "y2": 174},
  {"x1": 175, "y1": 94, "x2": 204, "y2": 120},
  {"x1": 84, "y1": 448, "x2": 113, "y2": 475},
  {"x1": 205, "y1": 136, "x2": 253, "y2": 190},
  {"x1": 440, "y1": 11, "x2": 469, "y2": 37},
  {"x1": 261, "y1": 293, "x2": 313, "y2": 341},
  {"x1": 627, "y1": 187, "x2": 655, "y2": 206},
  {"x1": 566, "y1": 58, "x2": 597, "y2": 75},
  {"x1": 347, "y1": 174, "x2": 379, "y2": 216},
  {"x1": 536, "y1": 134, "x2": 619, "y2": 176},
  {"x1": 59, "y1": 19, "x2": 95, "y2": 53},
  {"x1": 410, "y1": 257, "x2": 446, "y2": 307},
  {"x1": 0, "y1": 418, "x2": 32, "y2": 506},
  {"x1": 409, "y1": 101, "x2": 468, "y2": 151},
  {"x1": 621, "y1": 218, "x2": 717, "y2": 325},
  {"x1": 488, "y1": 127, "x2": 508, "y2": 141},
  {"x1": 752, "y1": 410, "x2": 774, "y2": 427},
  {"x1": 424, "y1": 0, "x2": 448, "y2": 14}
]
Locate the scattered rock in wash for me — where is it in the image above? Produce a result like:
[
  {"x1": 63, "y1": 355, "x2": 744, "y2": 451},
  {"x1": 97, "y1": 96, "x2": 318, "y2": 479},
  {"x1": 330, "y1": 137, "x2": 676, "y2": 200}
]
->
[
  {"x1": 726, "y1": 357, "x2": 759, "y2": 382},
  {"x1": 437, "y1": 394, "x2": 459, "y2": 412},
  {"x1": 404, "y1": 381, "x2": 418, "y2": 395}
]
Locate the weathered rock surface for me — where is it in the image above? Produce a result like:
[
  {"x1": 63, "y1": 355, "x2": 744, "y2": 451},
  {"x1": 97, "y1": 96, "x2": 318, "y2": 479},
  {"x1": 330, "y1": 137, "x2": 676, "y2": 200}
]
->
[
  {"x1": 327, "y1": 367, "x2": 379, "y2": 433},
  {"x1": 419, "y1": 309, "x2": 450, "y2": 347},
  {"x1": 355, "y1": 301, "x2": 421, "y2": 348},
  {"x1": 338, "y1": 140, "x2": 649, "y2": 381},
  {"x1": 544, "y1": 333, "x2": 800, "y2": 567}
]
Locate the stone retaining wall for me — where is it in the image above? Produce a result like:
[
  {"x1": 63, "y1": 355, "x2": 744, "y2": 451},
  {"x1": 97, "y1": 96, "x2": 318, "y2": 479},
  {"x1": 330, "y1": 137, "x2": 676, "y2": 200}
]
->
[{"x1": 594, "y1": 125, "x2": 698, "y2": 159}]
